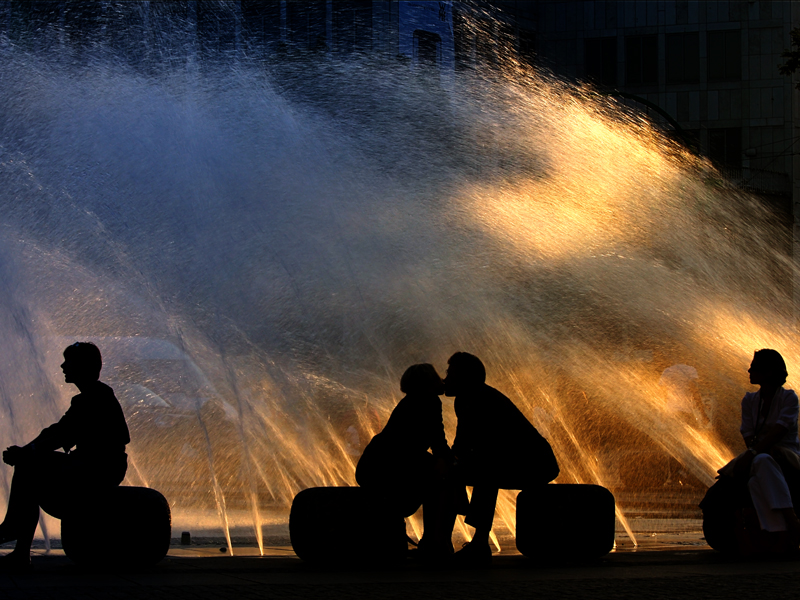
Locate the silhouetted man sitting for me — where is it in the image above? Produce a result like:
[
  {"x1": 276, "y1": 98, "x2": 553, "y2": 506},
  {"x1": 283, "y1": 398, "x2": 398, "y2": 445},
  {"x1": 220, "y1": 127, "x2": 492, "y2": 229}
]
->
[
  {"x1": 445, "y1": 352, "x2": 559, "y2": 565},
  {"x1": 0, "y1": 342, "x2": 130, "y2": 569}
]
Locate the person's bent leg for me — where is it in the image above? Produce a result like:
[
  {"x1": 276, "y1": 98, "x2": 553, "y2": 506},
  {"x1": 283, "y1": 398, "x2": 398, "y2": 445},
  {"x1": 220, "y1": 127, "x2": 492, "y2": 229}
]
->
[
  {"x1": 465, "y1": 485, "x2": 498, "y2": 545},
  {"x1": 419, "y1": 481, "x2": 458, "y2": 556},
  {"x1": 0, "y1": 461, "x2": 45, "y2": 568},
  {"x1": 451, "y1": 456, "x2": 499, "y2": 564},
  {"x1": 0, "y1": 463, "x2": 42, "y2": 550},
  {"x1": 411, "y1": 453, "x2": 454, "y2": 558},
  {"x1": 748, "y1": 453, "x2": 794, "y2": 532},
  {"x1": 449, "y1": 484, "x2": 496, "y2": 565},
  {"x1": 1, "y1": 452, "x2": 72, "y2": 561}
]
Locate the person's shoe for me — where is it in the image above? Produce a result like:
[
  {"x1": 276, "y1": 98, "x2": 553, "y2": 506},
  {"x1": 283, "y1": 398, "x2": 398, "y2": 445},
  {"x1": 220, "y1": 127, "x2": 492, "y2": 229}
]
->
[
  {"x1": 0, "y1": 550, "x2": 31, "y2": 572},
  {"x1": 453, "y1": 541, "x2": 492, "y2": 567}
]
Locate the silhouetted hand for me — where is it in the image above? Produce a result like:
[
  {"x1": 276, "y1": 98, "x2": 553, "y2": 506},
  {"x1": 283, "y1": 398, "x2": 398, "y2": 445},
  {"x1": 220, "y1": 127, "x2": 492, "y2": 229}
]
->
[{"x1": 3, "y1": 445, "x2": 26, "y2": 466}]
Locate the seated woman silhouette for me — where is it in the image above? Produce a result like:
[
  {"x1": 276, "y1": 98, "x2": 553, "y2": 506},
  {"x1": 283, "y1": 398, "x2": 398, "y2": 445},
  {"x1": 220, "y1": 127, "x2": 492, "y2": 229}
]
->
[
  {"x1": 0, "y1": 342, "x2": 130, "y2": 568},
  {"x1": 356, "y1": 364, "x2": 456, "y2": 559},
  {"x1": 712, "y1": 349, "x2": 800, "y2": 552}
]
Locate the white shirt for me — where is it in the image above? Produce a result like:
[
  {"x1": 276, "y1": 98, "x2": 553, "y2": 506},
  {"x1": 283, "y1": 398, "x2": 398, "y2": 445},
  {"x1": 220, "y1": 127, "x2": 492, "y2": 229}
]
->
[{"x1": 740, "y1": 387, "x2": 800, "y2": 454}]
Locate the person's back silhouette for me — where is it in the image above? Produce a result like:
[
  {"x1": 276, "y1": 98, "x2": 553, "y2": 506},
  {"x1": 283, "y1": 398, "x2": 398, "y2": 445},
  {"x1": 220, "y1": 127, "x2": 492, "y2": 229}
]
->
[
  {"x1": 445, "y1": 352, "x2": 559, "y2": 565},
  {"x1": 0, "y1": 342, "x2": 130, "y2": 569}
]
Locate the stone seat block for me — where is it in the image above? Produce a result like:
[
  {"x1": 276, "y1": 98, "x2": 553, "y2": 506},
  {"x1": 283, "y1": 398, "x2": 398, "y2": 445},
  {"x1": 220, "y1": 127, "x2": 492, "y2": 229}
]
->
[
  {"x1": 61, "y1": 486, "x2": 171, "y2": 567},
  {"x1": 515, "y1": 483, "x2": 615, "y2": 561},
  {"x1": 289, "y1": 486, "x2": 408, "y2": 564}
]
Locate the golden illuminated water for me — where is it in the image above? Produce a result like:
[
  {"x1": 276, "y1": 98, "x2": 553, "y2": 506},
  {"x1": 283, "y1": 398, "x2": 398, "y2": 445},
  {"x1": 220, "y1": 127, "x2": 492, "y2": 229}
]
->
[{"x1": 0, "y1": 30, "x2": 792, "y2": 553}]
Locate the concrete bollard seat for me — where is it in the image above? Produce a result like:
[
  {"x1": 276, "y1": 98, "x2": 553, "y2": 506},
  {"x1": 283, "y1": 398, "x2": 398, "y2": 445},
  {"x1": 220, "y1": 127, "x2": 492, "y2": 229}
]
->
[
  {"x1": 515, "y1": 483, "x2": 616, "y2": 561},
  {"x1": 289, "y1": 486, "x2": 408, "y2": 564},
  {"x1": 61, "y1": 486, "x2": 172, "y2": 567},
  {"x1": 290, "y1": 484, "x2": 615, "y2": 564}
]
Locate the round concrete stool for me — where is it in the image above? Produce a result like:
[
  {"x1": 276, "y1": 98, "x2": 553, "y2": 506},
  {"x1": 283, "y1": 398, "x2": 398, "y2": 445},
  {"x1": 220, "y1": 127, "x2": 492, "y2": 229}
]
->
[
  {"x1": 516, "y1": 484, "x2": 615, "y2": 561},
  {"x1": 290, "y1": 486, "x2": 409, "y2": 564},
  {"x1": 61, "y1": 486, "x2": 171, "y2": 567}
]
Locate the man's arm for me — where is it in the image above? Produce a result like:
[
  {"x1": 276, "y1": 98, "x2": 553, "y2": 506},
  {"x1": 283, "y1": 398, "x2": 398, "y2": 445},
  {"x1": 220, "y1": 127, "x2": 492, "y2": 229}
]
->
[
  {"x1": 2, "y1": 445, "x2": 27, "y2": 466},
  {"x1": 3, "y1": 400, "x2": 81, "y2": 466},
  {"x1": 26, "y1": 401, "x2": 80, "y2": 455}
]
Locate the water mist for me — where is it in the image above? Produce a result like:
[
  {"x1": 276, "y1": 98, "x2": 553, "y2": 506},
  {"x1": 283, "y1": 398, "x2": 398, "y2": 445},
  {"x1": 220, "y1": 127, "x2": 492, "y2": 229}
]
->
[{"x1": 0, "y1": 16, "x2": 794, "y2": 552}]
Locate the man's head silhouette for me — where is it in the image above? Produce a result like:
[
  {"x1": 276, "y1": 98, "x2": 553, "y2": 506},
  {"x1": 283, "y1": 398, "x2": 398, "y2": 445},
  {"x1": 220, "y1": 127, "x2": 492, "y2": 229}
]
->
[
  {"x1": 444, "y1": 352, "x2": 485, "y2": 397},
  {"x1": 61, "y1": 342, "x2": 102, "y2": 389}
]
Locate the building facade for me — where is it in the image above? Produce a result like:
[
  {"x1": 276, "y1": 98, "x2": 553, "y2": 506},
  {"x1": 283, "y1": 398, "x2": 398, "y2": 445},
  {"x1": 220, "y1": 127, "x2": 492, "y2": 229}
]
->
[
  {"x1": 476, "y1": 1, "x2": 800, "y2": 251},
  {"x1": 1, "y1": 1, "x2": 798, "y2": 250},
  {"x1": 0, "y1": 1, "x2": 454, "y2": 70}
]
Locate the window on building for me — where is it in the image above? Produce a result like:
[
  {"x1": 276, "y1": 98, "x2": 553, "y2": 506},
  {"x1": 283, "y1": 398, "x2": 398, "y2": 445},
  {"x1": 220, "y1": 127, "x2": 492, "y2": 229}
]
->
[
  {"x1": 333, "y1": 1, "x2": 372, "y2": 54},
  {"x1": 414, "y1": 30, "x2": 441, "y2": 67},
  {"x1": 453, "y1": 6, "x2": 474, "y2": 71},
  {"x1": 198, "y1": 1, "x2": 236, "y2": 57},
  {"x1": 708, "y1": 127, "x2": 742, "y2": 168},
  {"x1": 103, "y1": 3, "x2": 146, "y2": 64},
  {"x1": 149, "y1": 2, "x2": 194, "y2": 22},
  {"x1": 707, "y1": 30, "x2": 741, "y2": 81},
  {"x1": 10, "y1": 0, "x2": 59, "y2": 28},
  {"x1": 585, "y1": 37, "x2": 617, "y2": 86},
  {"x1": 241, "y1": 1, "x2": 281, "y2": 52},
  {"x1": 625, "y1": 35, "x2": 658, "y2": 85},
  {"x1": 9, "y1": 0, "x2": 61, "y2": 51},
  {"x1": 64, "y1": 2, "x2": 102, "y2": 49},
  {"x1": 676, "y1": 1, "x2": 689, "y2": 25},
  {"x1": 680, "y1": 128, "x2": 700, "y2": 154},
  {"x1": 287, "y1": 2, "x2": 326, "y2": 52},
  {"x1": 666, "y1": 32, "x2": 699, "y2": 84},
  {"x1": 146, "y1": 2, "x2": 197, "y2": 65}
]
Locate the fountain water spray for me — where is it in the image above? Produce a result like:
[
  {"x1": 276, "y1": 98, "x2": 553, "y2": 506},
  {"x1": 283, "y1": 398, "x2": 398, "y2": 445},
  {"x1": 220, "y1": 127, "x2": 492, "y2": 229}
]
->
[{"x1": 0, "y1": 7, "x2": 793, "y2": 550}]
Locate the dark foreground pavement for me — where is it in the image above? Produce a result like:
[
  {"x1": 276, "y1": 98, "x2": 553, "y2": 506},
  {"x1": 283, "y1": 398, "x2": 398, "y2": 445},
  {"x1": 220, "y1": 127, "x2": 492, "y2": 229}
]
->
[{"x1": 1, "y1": 546, "x2": 799, "y2": 600}]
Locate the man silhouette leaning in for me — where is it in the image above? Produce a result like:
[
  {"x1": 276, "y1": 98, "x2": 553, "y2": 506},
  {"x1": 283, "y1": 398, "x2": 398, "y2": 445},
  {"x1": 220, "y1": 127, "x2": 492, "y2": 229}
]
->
[
  {"x1": 445, "y1": 352, "x2": 559, "y2": 564},
  {"x1": 0, "y1": 342, "x2": 130, "y2": 569}
]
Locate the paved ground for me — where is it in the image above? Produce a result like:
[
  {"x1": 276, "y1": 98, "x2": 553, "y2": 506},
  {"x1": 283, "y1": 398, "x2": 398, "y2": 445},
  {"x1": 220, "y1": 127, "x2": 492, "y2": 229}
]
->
[{"x1": 1, "y1": 543, "x2": 799, "y2": 600}]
